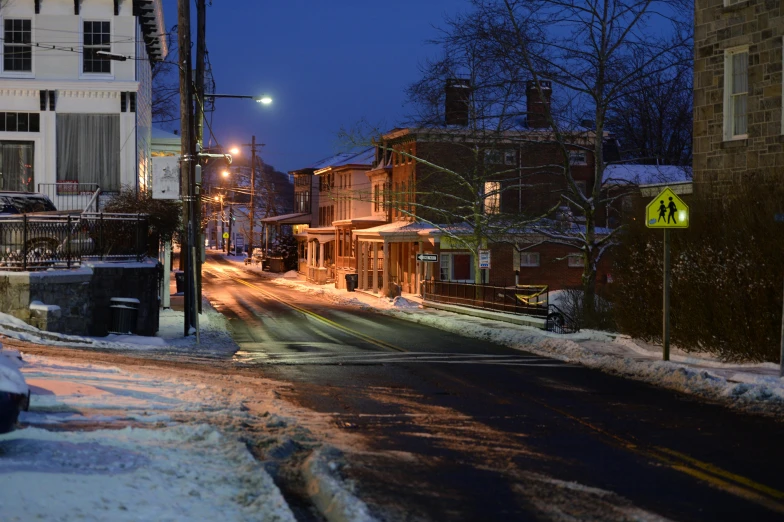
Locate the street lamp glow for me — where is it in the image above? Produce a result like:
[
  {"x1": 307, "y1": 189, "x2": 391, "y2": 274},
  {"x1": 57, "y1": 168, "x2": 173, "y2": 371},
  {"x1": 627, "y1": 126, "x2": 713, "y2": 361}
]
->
[
  {"x1": 229, "y1": 147, "x2": 240, "y2": 155},
  {"x1": 256, "y1": 96, "x2": 273, "y2": 105},
  {"x1": 221, "y1": 170, "x2": 230, "y2": 178}
]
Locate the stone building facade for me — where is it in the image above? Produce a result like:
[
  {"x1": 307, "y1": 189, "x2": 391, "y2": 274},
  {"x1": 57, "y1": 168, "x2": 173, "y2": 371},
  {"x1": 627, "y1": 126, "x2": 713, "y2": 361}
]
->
[{"x1": 694, "y1": 0, "x2": 784, "y2": 192}]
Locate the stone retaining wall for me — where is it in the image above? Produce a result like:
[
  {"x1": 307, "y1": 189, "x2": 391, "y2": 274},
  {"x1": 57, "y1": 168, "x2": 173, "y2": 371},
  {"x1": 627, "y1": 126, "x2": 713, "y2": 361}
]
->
[{"x1": 0, "y1": 261, "x2": 160, "y2": 337}]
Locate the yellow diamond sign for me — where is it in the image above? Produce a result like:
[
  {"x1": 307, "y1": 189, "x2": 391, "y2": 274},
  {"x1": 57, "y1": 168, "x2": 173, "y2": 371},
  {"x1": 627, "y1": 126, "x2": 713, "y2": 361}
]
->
[{"x1": 646, "y1": 187, "x2": 689, "y2": 228}]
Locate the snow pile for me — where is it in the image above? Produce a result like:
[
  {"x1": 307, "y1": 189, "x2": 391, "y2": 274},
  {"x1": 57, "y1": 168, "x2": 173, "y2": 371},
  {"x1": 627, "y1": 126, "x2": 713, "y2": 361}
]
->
[
  {"x1": 0, "y1": 354, "x2": 298, "y2": 521},
  {"x1": 282, "y1": 270, "x2": 299, "y2": 279},
  {"x1": 0, "y1": 424, "x2": 296, "y2": 522}
]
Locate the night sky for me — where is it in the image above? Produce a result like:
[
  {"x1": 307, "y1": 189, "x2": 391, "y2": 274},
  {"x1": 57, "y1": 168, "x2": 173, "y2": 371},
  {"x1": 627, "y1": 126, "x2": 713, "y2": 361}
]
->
[{"x1": 159, "y1": 0, "x2": 471, "y2": 175}]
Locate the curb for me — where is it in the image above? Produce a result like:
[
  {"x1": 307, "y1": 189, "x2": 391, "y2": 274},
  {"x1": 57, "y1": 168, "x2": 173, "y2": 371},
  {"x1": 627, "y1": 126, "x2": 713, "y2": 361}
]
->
[{"x1": 302, "y1": 447, "x2": 376, "y2": 522}]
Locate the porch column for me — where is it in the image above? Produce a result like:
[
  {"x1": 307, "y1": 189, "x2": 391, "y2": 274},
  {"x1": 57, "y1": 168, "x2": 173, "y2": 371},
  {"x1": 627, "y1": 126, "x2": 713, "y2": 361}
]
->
[
  {"x1": 319, "y1": 242, "x2": 325, "y2": 268},
  {"x1": 373, "y1": 242, "x2": 379, "y2": 294},
  {"x1": 407, "y1": 242, "x2": 413, "y2": 293},
  {"x1": 382, "y1": 240, "x2": 390, "y2": 296},
  {"x1": 362, "y1": 242, "x2": 369, "y2": 290}
]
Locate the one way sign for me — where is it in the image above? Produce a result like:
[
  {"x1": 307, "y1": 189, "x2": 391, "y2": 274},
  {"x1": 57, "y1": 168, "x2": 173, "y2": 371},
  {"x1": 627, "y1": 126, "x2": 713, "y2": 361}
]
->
[{"x1": 416, "y1": 253, "x2": 438, "y2": 262}]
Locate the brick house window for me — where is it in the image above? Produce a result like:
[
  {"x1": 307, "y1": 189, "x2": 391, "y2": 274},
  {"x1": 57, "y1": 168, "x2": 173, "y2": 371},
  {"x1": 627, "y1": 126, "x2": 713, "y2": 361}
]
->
[
  {"x1": 569, "y1": 151, "x2": 588, "y2": 165},
  {"x1": 484, "y1": 181, "x2": 500, "y2": 214},
  {"x1": 567, "y1": 254, "x2": 583, "y2": 267},
  {"x1": 520, "y1": 252, "x2": 540, "y2": 267},
  {"x1": 724, "y1": 47, "x2": 748, "y2": 140},
  {"x1": 4, "y1": 19, "x2": 32, "y2": 72}
]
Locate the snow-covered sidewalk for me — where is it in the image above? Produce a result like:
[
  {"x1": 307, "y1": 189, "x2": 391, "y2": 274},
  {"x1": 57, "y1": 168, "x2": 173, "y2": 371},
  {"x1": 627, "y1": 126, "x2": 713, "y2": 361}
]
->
[
  {"x1": 0, "y1": 352, "x2": 296, "y2": 522},
  {"x1": 221, "y1": 256, "x2": 784, "y2": 418}
]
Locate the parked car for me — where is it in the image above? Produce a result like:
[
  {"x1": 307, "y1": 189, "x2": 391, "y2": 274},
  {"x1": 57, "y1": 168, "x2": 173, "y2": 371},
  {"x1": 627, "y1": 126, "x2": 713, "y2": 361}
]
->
[
  {"x1": 0, "y1": 191, "x2": 58, "y2": 215},
  {"x1": 0, "y1": 345, "x2": 29, "y2": 434}
]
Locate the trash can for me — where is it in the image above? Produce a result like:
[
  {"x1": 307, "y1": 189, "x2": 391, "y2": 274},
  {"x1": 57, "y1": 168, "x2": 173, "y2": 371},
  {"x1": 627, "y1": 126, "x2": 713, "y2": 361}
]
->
[
  {"x1": 109, "y1": 298, "x2": 140, "y2": 335},
  {"x1": 345, "y1": 273, "x2": 358, "y2": 292},
  {"x1": 174, "y1": 271, "x2": 185, "y2": 293}
]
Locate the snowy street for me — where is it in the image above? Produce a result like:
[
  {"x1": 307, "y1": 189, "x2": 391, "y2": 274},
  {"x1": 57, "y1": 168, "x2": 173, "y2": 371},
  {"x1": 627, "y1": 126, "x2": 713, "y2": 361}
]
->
[{"x1": 1, "y1": 253, "x2": 784, "y2": 521}]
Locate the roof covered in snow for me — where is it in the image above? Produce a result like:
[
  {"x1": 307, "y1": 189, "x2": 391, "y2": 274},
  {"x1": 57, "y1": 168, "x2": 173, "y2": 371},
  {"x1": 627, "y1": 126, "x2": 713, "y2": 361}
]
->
[
  {"x1": 603, "y1": 164, "x2": 692, "y2": 186},
  {"x1": 293, "y1": 148, "x2": 375, "y2": 175}
]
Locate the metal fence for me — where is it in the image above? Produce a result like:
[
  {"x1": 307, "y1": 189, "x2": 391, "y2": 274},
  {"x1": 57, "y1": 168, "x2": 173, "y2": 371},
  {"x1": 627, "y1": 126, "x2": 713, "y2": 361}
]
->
[
  {"x1": 422, "y1": 280, "x2": 550, "y2": 316},
  {"x1": 37, "y1": 183, "x2": 101, "y2": 213},
  {"x1": 0, "y1": 213, "x2": 149, "y2": 270},
  {"x1": 422, "y1": 280, "x2": 580, "y2": 333}
]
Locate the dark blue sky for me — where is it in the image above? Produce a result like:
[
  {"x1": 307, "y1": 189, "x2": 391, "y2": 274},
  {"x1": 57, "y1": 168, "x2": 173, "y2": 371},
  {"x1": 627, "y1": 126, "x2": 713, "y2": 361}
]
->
[{"x1": 160, "y1": 1, "x2": 471, "y2": 174}]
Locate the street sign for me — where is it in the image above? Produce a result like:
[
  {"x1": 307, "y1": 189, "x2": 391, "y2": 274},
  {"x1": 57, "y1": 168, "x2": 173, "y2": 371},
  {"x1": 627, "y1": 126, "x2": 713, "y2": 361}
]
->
[
  {"x1": 479, "y1": 249, "x2": 491, "y2": 269},
  {"x1": 235, "y1": 236, "x2": 245, "y2": 249},
  {"x1": 416, "y1": 253, "x2": 438, "y2": 262},
  {"x1": 646, "y1": 187, "x2": 689, "y2": 228},
  {"x1": 222, "y1": 232, "x2": 229, "y2": 239}
]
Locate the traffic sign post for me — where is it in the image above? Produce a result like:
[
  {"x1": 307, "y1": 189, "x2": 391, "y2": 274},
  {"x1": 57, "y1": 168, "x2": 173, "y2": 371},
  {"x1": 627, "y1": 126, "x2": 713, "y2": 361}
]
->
[
  {"x1": 479, "y1": 249, "x2": 491, "y2": 270},
  {"x1": 646, "y1": 187, "x2": 690, "y2": 361}
]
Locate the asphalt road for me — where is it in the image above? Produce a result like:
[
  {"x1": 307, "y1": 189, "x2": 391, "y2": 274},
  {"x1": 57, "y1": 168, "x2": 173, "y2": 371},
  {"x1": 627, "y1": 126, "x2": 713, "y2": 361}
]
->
[{"x1": 203, "y1": 254, "x2": 784, "y2": 522}]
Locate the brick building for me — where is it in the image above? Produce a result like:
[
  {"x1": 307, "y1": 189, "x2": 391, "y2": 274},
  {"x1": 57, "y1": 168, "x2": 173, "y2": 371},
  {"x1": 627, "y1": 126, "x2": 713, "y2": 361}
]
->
[{"x1": 694, "y1": 0, "x2": 784, "y2": 192}]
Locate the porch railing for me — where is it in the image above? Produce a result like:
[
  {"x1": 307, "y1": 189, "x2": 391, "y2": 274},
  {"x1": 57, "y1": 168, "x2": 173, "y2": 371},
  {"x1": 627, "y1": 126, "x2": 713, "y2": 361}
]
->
[
  {"x1": 0, "y1": 212, "x2": 148, "y2": 270},
  {"x1": 37, "y1": 183, "x2": 102, "y2": 213}
]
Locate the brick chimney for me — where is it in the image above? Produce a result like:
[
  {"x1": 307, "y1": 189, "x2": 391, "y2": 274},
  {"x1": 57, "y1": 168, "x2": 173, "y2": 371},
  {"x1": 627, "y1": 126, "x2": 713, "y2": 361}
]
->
[{"x1": 526, "y1": 80, "x2": 552, "y2": 128}]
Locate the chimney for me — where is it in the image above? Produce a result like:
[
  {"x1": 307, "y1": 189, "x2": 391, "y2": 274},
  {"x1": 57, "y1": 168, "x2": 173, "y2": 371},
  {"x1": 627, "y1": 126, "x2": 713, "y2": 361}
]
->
[
  {"x1": 445, "y1": 78, "x2": 470, "y2": 126},
  {"x1": 526, "y1": 80, "x2": 552, "y2": 128}
]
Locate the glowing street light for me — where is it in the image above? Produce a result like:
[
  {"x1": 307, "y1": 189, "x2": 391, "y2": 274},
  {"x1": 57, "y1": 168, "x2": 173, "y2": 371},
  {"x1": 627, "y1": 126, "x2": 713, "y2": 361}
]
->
[{"x1": 256, "y1": 96, "x2": 273, "y2": 105}]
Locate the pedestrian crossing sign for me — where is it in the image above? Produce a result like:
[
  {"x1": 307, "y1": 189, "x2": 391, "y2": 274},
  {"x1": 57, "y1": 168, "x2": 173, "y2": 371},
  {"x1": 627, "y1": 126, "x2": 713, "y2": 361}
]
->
[{"x1": 645, "y1": 187, "x2": 689, "y2": 228}]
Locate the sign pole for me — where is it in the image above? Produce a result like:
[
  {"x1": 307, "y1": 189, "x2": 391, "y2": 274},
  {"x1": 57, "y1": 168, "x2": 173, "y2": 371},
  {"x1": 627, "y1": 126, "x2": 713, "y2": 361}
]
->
[{"x1": 663, "y1": 228, "x2": 670, "y2": 361}]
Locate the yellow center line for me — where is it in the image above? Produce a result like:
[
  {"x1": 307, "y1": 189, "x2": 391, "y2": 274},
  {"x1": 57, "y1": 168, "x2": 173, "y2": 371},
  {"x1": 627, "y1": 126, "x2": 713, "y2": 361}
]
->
[{"x1": 220, "y1": 267, "x2": 784, "y2": 514}]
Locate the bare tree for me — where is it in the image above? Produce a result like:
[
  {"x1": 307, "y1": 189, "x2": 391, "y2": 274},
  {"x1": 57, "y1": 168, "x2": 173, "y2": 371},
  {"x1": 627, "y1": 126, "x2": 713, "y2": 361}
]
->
[
  {"x1": 409, "y1": 0, "x2": 692, "y2": 321},
  {"x1": 606, "y1": 62, "x2": 692, "y2": 166},
  {"x1": 152, "y1": 25, "x2": 180, "y2": 126}
]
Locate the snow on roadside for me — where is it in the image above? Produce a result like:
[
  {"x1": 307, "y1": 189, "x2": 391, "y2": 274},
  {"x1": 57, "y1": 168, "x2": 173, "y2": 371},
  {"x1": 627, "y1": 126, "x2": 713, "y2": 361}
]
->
[
  {"x1": 224, "y1": 257, "x2": 784, "y2": 418},
  {"x1": 1, "y1": 353, "x2": 296, "y2": 522},
  {"x1": 0, "y1": 299, "x2": 237, "y2": 357}
]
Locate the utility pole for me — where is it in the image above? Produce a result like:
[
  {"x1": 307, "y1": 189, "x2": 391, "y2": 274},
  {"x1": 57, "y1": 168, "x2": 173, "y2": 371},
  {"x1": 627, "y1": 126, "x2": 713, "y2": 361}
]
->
[
  {"x1": 249, "y1": 135, "x2": 256, "y2": 257},
  {"x1": 177, "y1": 0, "x2": 198, "y2": 340},
  {"x1": 194, "y1": 0, "x2": 206, "y2": 313}
]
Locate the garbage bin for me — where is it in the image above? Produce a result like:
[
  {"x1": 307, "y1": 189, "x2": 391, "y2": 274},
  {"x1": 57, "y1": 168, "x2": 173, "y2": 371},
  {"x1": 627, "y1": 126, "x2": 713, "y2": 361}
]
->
[
  {"x1": 345, "y1": 273, "x2": 358, "y2": 292},
  {"x1": 109, "y1": 298, "x2": 140, "y2": 334},
  {"x1": 174, "y1": 271, "x2": 185, "y2": 293}
]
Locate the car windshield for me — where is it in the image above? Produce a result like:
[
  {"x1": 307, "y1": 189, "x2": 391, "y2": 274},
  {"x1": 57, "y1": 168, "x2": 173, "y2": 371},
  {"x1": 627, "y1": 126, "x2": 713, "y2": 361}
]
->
[{"x1": 0, "y1": 195, "x2": 57, "y2": 214}]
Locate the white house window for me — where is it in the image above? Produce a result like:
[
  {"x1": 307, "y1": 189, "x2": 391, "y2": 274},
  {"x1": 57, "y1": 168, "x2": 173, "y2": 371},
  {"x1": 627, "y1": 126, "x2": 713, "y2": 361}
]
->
[
  {"x1": 504, "y1": 150, "x2": 516, "y2": 165},
  {"x1": 484, "y1": 181, "x2": 500, "y2": 214},
  {"x1": 567, "y1": 254, "x2": 583, "y2": 267},
  {"x1": 484, "y1": 149, "x2": 502, "y2": 165},
  {"x1": 724, "y1": 48, "x2": 748, "y2": 140},
  {"x1": 520, "y1": 252, "x2": 540, "y2": 267},
  {"x1": 56, "y1": 114, "x2": 120, "y2": 191},
  {"x1": 4, "y1": 19, "x2": 31, "y2": 72},
  {"x1": 83, "y1": 21, "x2": 111, "y2": 74},
  {"x1": 0, "y1": 141, "x2": 34, "y2": 192}
]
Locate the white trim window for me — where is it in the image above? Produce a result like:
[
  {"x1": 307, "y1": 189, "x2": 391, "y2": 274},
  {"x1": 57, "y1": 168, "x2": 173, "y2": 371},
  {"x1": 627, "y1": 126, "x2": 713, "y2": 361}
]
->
[
  {"x1": 724, "y1": 47, "x2": 748, "y2": 140},
  {"x1": 83, "y1": 21, "x2": 112, "y2": 74},
  {"x1": 3, "y1": 19, "x2": 32, "y2": 73},
  {"x1": 567, "y1": 254, "x2": 583, "y2": 267},
  {"x1": 484, "y1": 181, "x2": 500, "y2": 214},
  {"x1": 569, "y1": 150, "x2": 588, "y2": 165},
  {"x1": 439, "y1": 254, "x2": 450, "y2": 280},
  {"x1": 520, "y1": 252, "x2": 540, "y2": 267},
  {"x1": 440, "y1": 252, "x2": 475, "y2": 282}
]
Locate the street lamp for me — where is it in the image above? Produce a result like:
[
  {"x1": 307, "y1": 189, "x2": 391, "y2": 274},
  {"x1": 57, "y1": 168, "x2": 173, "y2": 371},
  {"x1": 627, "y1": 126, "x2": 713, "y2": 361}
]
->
[{"x1": 205, "y1": 93, "x2": 274, "y2": 105}]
